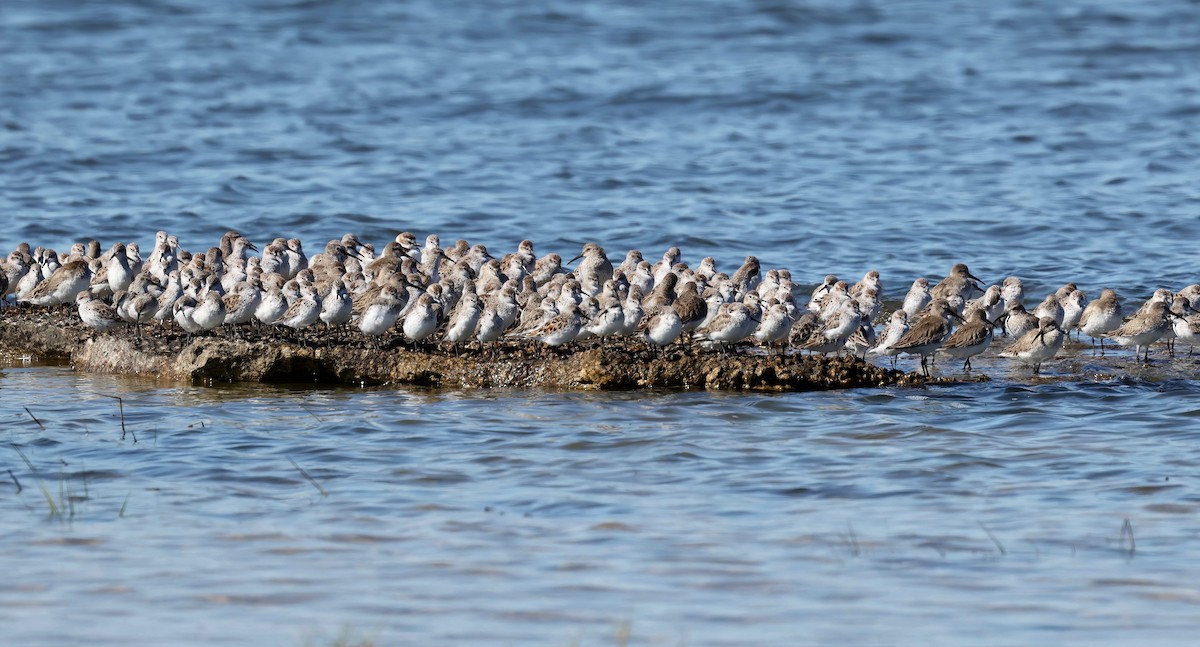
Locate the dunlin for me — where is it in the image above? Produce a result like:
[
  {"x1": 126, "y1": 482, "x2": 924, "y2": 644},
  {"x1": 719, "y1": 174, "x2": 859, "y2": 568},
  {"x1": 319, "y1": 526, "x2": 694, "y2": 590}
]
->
[
  {"x1": 1107, "y1": 300, "x2": 1170, "y2": 363},
  {"x1": 1078, "y1": 288, "x2": 1122, "y2": 354},
  {"x1": 890, "y1": 299, "x2": 963, "y2": 376},
  {"x1": 1002, "y1": 316, "x2": 1065, "y2": 374},
  {"x1": 939, "y1": 306, "x2": 995, "y2": 371}
]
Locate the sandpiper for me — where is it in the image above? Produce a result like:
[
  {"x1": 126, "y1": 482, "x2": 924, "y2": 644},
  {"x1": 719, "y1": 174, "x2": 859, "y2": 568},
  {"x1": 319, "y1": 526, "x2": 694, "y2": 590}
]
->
[
  {"x1": 1107, "y1": 299, "x2": 1170, "y2": 363},
  {"x1": 319, "y1": 279, "x2": 353, "y2": 329},
  {"x1": 798, "y1": 301, "x2": 862, "y2": 355},
  {"x1": 672, "y1": 281, "x2": 708, "y2": 333},
  {"x1": 276, "y1": 283, "x2": 321, "y2": 330},
  {"x1": 867, "y1": 310, "x2": 910, "y2": 368},
  {"x1": 402, "y1": 292, "x2": 442, "y2": 343},
  {"x1": 444, "y1": 288, "x2": 483, "y2": 348},
  {"x1": 1033, "y1": 293, "x2": 1065, "y2": 326},
  {"x1": 359, "y1": 285, "x2": 405, "y2": 338},
  {"x1": 1000, "y1": 302, "x2": 1038, "y2": 339},
  {"x1": 694, "y1": 302, "x2": 758, "y2": 351},
  {"x1": 1078, "y1": 288, "x2": 1122, "y2": 354},
  {"x1": 1001, "y1": 316, "x2": 1065, "y2": 374},
  {"x1": 641, "y1": 304, "x2": 683, "y2": 350},
  {"x1": 528, "y1": 301, "x2": 583, "y2": 347},
  {"x1": 939, "y1": 306, "x2": 995, "y2": 371},
  {"x1": 931, "y1": 263, "x2": 984, "y2": 302},
  {"x1": 586, "y1": 302, "x2": 625, "y2": 341},
  {"x1": 889, "y1": 299, "x2": 963, "y2": 376},
  {"x1": 222, "y1": 279, "x2": 263, "y2": 328},
  {"x1": 76, "y1": 291, "x2": 123, "y2": 333},
  {"x1": 192, "y1": 290, "x2": 227, "y2": 331},
  {"x1": 568, "y1": 243, "x2": 613, "y2": 295},
  {"x1": 22, "y1": 259, "x2": 92, "y2": 308},
  {"x1": 753, "y1": 299, "x2": 793, "y2": 352}
]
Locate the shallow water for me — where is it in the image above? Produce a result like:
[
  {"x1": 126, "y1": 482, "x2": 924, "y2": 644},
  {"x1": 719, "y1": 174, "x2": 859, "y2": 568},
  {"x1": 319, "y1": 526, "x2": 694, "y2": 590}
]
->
[
  {"x1": 3, "y1": 366, "x2": 1199, "y2": 645},
  {"x1": 3, "y1": 0, "x2": 1200, "y2": 644}
]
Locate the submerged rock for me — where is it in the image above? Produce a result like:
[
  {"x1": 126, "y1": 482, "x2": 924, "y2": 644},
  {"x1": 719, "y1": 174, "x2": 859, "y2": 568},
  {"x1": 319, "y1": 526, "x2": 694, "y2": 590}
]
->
[{"x1": 0, "y1": 307, "x2": 919, "y2": 390}]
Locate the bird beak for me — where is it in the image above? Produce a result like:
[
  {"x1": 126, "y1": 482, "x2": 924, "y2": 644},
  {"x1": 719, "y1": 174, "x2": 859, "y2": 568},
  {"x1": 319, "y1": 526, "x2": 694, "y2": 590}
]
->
[
  {"x1": 247, "y1": 241, "x2": 259, "y2": 252},
  {"x1": 567, "y1": 253, "x2": 583, "y2": 265}
]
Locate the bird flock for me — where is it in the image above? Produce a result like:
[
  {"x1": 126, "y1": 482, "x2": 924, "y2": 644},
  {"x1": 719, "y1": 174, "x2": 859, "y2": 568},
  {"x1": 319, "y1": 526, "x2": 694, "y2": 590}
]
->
[{"x1": 0, "y1": 231, "x2": 1192, "y2": 376}]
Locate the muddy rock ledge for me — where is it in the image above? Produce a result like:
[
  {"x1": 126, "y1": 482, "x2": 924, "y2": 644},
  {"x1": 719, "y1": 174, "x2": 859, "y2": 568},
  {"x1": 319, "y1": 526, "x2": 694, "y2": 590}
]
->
[{"x1": 0, "y1": 308, "x2": 922, "y2": 391}]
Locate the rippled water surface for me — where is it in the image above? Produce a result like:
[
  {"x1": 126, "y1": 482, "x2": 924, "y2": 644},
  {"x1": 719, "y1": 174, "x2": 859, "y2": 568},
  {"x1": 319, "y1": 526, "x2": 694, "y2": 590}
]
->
[{"x1": 3, "y1": 0, "x2": 1200, "y2": 644}]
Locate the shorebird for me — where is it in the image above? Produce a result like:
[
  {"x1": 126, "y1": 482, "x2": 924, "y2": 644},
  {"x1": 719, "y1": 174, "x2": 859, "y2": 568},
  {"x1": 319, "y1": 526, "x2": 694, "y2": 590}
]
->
[
  {"x1": 868, "y1": 310, "x2": 910, "y2": 368},
  {"x1": 1106, "y1": 300, "x2": 1170, "y2": 363},
  {"x1": 531, "y1": 253, "x2": 565, "y2": 288},
  {"x1": 753, "y1": 299, "x2": 793, "y2": 352},
  {"x1": 1001, "y1": 316, "x2": 1066, "y2": 374},
  {"x1": 22, "y1": 259, "x2": 92, "y2": 308},
  {"x1": 1169, "y1": 296, "x2": 1200, "y2": 355},
  {"x1": 173, "y1": 295, "x2": 204, "y2": 334},
  {"x1": 842, "y1": 309, "x2": 877, "y2": 359},
  {"x1": 1060, "y1": 289, "x2": 1088, "y2": 337},
  {"x1": 76, "y1": 291, "x2": 123, "y2": 333},
  {"x1": 627, "y1": 261, "x2": 654, "y2": 296},
  {"x1": 276, "y1": 283, "x2": 321, "y2": 330},
  {"x1": 966, "y1": 284, "x2": 1004, "y2": 323},
  {"x1": 695, "y1": 301, "x2": 759, "y2": 352},
  {"x1": 798, "y1": 301, "x2": 862, "y2": 356},
  {"x1": 619, "y1": 286, "x2": 645, "y2": 336},
  {"x1": 2, "y1": 252, "x2": 31, "y2": 302},
  {"x1": 359, "y1": 285, "x2": 405, "y2": 339},
  {"x1": 319, "y1": 279, "x2": 353, "y2": 329},
  {"x1": 1000, "y1": 302, "x2": 1038, "y2": 339},
  {"x1": 939, "y1": 306, "x2": 995, "y2": 371},
  {"x1": 616, "y1": 249, "x2": 645, "y2": 280},
  {"x1": 402, "y1": 292, "x2": 442, "y2": 344},
  {"x1": 568, "y1": 243, "x2": 613, "y2": 295},
  {"x1": 889, "y1": 299, "x2": 963, "y2": 376},
  {"x1": 105, "y1": 242, "x2": 135, "y2": 294},
  {"x1": 807, "y1": 274, "x2": 838, "y2": 313},
  {"x1": 642, "y1": 272, "x2": 678, "y2": 313},
  {"x1": 730, "y1": 255, "x2": 761, "y2": 297},
  {"x1": 650, "y1": 247, "x2": 682, "y2": 286},
  {"x1": 1033, "y1": 293, "x2": 1065, "y2": 326},
  {"x1": 1078, "y1": 288, "x2": 1122, "y2": 354},
  {"x1": 254, "y1": 279, "x2": 289, "y2": 326},
  {"x1": 222, "y1": 279, "x2": 262, "y2": 329},
  {"x1": 640, "y1": 304, "x2": 683, "y2": 351},
  {"x1": 117, "y1": 289, "x2": 159, "y2": 331},
  {"x1": 901, "y1": 277, "x2": 932, "y2": 318},
  {"x1": 192, "y1": 290, "x2": 226, "y2": 332},
  {"x1": 931, "y1": 263, "x2": 984, "y2": 301},
  {"x1": 527, "y1": 301, "x2": 583, "y2": 347},
  {"x1": 672, "y1": 281, "x2": 708, "y2": 333},
  {"x1": 850, "y1": 269, "x2": 882, "y2": 300},
  {"x1": 444, "y1": 288, "x2": 483, "y2": 350},
  {"x1": 585, "y1": 302, "x2": 625, "y2": 342},
  {"x1": 1000, "y1": 276, "x2": 1024, "y2": 310}
]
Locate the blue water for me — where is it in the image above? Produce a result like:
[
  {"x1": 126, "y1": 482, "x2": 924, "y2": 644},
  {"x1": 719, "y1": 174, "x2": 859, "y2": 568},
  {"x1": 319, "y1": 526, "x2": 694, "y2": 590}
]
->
[{"x1": 3, "y1": 0, "x2": 1200, "y2": 644}]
